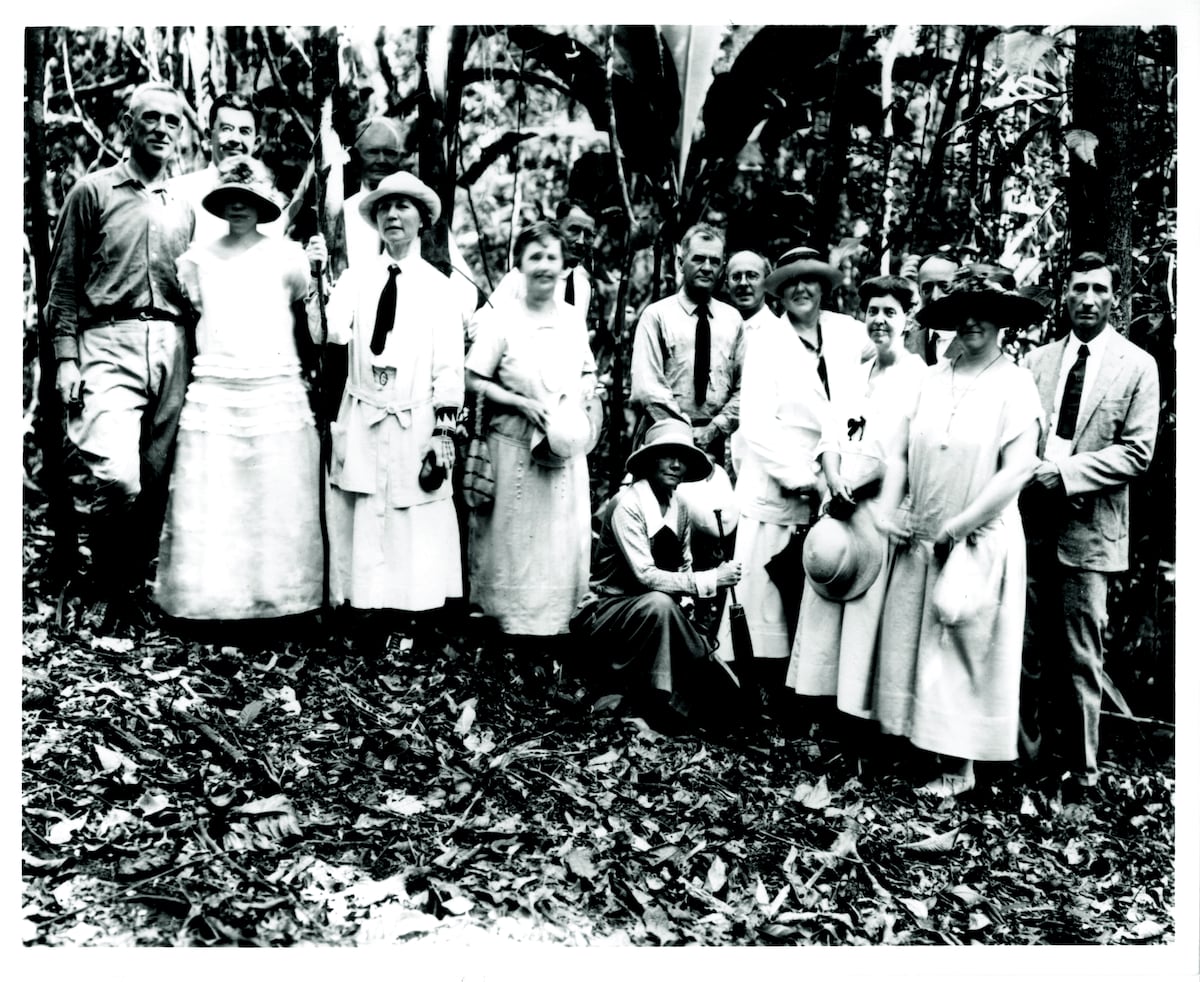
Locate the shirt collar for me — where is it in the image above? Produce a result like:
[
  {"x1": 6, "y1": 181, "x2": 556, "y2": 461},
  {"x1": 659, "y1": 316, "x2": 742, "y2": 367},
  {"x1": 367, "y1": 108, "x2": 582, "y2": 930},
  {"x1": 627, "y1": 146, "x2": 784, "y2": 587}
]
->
[
  {"x1": 676, "y1": 290, "x2": 711, "y2": 317},
  {"x1": 1065, "y1": 324, "x2": 1110, "y2": 363},
  {"x1": 109, "y1": 158, "x2": 170, "y2": 192},
  {"x1": 633, "y1": 479, "x2": 678, "y2": 538}
]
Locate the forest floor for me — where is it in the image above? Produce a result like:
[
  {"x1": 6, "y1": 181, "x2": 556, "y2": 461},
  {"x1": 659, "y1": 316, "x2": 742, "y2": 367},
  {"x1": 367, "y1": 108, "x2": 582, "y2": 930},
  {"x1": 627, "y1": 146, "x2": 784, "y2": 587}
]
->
[{"x1": 21, "y1": 496, "x2": 1177, "y2": 950}]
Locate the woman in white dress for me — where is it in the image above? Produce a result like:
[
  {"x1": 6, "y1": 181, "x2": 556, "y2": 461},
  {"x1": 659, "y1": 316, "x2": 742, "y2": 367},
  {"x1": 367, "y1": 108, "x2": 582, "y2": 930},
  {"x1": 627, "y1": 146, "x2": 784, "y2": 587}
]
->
[
  {"x1": 155, "y1": 157, "x2": 322, "y2": 621},
  {"x1": 872, "y1": 265, "x2": 1044, "y2": 796},
  {"x1": 786, "y1": 276, "x2": 927, "y2": 717},
  {"x1": 465, "y1": 222, "x2": 596, "y2": 644},
  {"x1": 318, "y1": 172, "x2": 464, "y2": 654}
]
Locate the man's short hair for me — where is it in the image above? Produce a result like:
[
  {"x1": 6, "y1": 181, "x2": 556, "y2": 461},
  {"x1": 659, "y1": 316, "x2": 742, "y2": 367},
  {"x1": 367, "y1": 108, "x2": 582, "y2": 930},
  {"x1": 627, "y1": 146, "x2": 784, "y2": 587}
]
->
[
  {"x1": 554, "y1": 198, "x2": 591, "y2": 223},
  {"x1": 679, "y1": 222, "x2": 725, "y2": 256},
  {"x1": 208, "y1": 92, "x2": 260, "y2": 131},
  {"x1": 1067, "y1": 251, "x2": 1121, "y2": 294},
  {"x1": 354, "y1": 115, "x2": 406, "y2": 151},
  {"x1": 127, "y1": 82, "x2": 184, "y2": 117}
]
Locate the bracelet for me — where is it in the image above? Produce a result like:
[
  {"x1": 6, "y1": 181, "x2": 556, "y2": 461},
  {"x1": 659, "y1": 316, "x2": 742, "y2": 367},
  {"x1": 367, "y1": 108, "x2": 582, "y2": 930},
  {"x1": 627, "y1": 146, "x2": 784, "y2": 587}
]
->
[{"x1": 432, "y1": 424, "x2": 456, "y2": 438}]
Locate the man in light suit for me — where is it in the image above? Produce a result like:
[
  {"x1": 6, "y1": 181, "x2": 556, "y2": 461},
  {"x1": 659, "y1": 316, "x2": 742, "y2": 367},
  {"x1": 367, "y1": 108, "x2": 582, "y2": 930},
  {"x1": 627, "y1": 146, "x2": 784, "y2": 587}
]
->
[{"x1": 1018, "y1": 251, "x2": 1159, "y2": 795}]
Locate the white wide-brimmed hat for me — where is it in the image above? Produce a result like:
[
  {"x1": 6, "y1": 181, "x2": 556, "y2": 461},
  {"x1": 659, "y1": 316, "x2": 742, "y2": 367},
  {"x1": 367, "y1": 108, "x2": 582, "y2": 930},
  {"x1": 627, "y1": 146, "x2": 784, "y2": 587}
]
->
[
  {"x1": 802, "y1": 507, "x2": 885, "y2": 602},
  {"x1": 357, "y1": 171, "x2": 442, "y2": 226}
]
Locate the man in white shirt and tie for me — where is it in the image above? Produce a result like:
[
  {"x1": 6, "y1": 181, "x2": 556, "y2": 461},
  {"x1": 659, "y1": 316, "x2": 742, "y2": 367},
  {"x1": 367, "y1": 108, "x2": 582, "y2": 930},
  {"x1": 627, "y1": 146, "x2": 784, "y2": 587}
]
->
[
  {"x1": 1019, "y1": 251, "x2": 1159, "y2": 798},
  {"x1": 904, "y1": 252, "x2": 961, "y2": 365}
]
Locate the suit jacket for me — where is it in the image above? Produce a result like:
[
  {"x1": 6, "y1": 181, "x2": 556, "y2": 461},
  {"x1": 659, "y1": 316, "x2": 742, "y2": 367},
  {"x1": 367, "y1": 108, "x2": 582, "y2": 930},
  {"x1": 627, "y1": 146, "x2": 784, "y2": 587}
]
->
[
  {"x1": 904, "y1": 323, "x2": 962, "y2": 365},
  {"x1": 1023, "y1": 330, "x2": 1159, "y2": 572}
]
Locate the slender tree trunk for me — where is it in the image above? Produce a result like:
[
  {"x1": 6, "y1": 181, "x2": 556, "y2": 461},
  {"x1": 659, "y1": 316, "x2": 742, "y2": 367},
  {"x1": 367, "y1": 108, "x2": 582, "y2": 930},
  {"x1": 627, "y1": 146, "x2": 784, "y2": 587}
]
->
[
  {"x1": 1069, "y1": 26, "x2": 1137, "y2": 331},
  {"x1": 27, "y1": 26, "x2": 78, "y2": 588},
  {"x1": 810, "y1": 27, "x2": 860, "y2": 253}
]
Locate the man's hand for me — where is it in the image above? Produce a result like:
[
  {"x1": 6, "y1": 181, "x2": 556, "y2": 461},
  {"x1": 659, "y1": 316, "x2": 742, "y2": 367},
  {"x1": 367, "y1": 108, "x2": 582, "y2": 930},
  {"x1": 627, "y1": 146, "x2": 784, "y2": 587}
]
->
[
  {"x1": 692, "y1": 422, "x2": 720, "y2": 449},
  {"x1": 305, "y1": 234, "x2": 328, "y2": 272},
  {"x1": 1031, "y1": 459, "x2": 1064, "y2": 491},
  {"x1": 56, "y1": 359, "x2": 82, "y2": 406}
]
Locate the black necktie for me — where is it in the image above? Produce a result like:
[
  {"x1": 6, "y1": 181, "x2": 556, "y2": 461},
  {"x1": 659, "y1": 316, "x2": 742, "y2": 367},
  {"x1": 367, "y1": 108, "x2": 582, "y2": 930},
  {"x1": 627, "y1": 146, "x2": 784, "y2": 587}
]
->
[
  {"x1": 564, "y1": 269, "x2": 575, "y2": 306},
  {"x1": 1055, "y1": 343, "x2": 1090, "y2": 439},
  {"x1": 370, "y1": 264, "x2": 400, "y2": 356},
  {"x1": 694, "y1": 301, "x2": 711, "y2": 407},
  {"x1": 925, "y1": 332, "x2": 938, "y2": 365}
]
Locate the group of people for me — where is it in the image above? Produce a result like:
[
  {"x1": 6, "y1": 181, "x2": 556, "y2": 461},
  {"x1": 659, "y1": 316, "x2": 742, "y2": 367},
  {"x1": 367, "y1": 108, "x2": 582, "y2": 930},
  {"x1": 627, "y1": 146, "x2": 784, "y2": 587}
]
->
[{"x1": 47, "y1": 83, "x2": 1159, "y2": 802}]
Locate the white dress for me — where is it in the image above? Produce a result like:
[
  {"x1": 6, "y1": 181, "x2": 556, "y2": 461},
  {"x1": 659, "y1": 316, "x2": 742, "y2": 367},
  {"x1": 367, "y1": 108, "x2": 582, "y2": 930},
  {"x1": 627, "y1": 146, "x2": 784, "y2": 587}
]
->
[
  {"x1": 156, "y1": 236, "x2": 322, "y2": 619},
  {"x1": 323, "y1": 251, "x2": 465, "y2": 611},
  {"x1": 785, "y1": 350, "x2": 928, "y2": 713}
]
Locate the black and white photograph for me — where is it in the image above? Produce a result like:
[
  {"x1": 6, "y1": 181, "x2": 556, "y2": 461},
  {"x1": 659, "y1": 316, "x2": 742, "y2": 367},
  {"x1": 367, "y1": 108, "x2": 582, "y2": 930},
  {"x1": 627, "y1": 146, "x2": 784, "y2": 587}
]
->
[{"x1": 17, "y1": 15, "x2": 1195, "y2": 967}]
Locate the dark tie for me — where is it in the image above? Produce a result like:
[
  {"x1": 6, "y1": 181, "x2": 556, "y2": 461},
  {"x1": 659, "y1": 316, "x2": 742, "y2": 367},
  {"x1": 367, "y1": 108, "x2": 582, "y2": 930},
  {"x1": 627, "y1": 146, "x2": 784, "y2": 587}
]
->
[
  {"x1": 816, "y1": 353, "x2": 830, "y2": 399},
  {"x1": 564, "y1": 269, "x2": 575, "y2": 306},
  {"x1": 925, "y1": 332, "x2": 938, "y2": 365},
  {"x1": 694, "y1": 301, "x2": 711, "y2": 407},
  {"x1": 370, "y1": 264, "x2": 400, "y2": 356},
  {"x1": 1055, "y1": 343, "x2": 1090, "y2": 439}
]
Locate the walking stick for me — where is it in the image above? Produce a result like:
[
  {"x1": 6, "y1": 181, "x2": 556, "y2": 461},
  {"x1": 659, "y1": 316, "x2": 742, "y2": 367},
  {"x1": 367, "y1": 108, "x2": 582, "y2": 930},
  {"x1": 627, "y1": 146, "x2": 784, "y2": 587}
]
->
[{"x1": 714, "y1": 509, "x2": 760, "y2": 710}]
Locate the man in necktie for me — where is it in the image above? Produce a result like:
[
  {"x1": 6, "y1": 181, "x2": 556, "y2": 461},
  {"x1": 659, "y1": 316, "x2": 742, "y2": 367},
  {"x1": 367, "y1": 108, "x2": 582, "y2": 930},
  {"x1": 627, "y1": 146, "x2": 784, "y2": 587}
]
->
[
  {"x1": 1018, "y1": 252, "x2": 1160, "y2": 798},
  {"x1": 904, "y1": 252, "x2": 962, "y2": 365},
  {"x1": 630, "y1": 222, "x2": 744, "y2": 464}
]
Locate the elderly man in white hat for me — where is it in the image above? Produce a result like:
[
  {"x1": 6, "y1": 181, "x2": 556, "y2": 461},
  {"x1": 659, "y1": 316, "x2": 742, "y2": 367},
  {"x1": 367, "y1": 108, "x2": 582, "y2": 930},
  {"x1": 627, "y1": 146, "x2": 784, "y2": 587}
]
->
[{"x1": 571, "y1": 419, "x2": 742, "y2": 733}]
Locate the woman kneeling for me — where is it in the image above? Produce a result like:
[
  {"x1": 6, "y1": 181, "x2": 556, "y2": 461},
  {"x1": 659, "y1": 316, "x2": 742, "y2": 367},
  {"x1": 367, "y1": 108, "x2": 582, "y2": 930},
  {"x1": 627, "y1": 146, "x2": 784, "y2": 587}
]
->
[{"x1": 571, "y1": 420, "x2": 741, "y2": 731}]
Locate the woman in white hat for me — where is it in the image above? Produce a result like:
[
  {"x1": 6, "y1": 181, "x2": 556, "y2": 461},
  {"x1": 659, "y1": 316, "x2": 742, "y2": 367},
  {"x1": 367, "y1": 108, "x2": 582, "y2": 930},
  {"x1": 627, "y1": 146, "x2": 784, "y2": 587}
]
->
[
  {"x1": 712, "y1": 246, "x2": 871, "y2": 707},
  {"x1": 786, "y1": 275, "x2": 928, "y2": 720},
  {"x1": 872, "y1": 263, "x2": 1045, "y2": 796},
  {"x1": 317, "y1": 171, "x2": 464, "y2": 654},
  {"x1": 155, "y1": 156, "x2": 322, "y2": 622},
  {"x1": 465, "y1": 222, "x2": 598, "y2": 646},
  {"x1": 570, "y1": 419, "x2": 742, "y2": 731}
]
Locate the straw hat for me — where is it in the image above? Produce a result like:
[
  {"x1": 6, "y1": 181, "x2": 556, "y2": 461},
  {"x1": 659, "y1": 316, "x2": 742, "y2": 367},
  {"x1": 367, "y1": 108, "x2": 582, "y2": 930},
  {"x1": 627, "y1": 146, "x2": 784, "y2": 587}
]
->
[
  {"x1": 357, "y1": 171, "x2": 442, "y2": 226},
  {"x1": 675, "y1": 462, "x2": 738, "y2": 537},
  {"x1": 764, "y1": 246, "x2": 841, "y2": 297},
  {"x1": 625, "y1": 419, "x2": 713, "y2": 483},
  {"x1": 201, "y1": 156, "x2": 282, "y2": 223},
  {"x1": 914, "y1": 262, "x2": 1048, "y2": 331},
  {"x1": 801, "y1": 507, "x2": 885, "y2": 602},
  {"x1": 532, "y1": 393, "x2": 603, "y2": 463}
]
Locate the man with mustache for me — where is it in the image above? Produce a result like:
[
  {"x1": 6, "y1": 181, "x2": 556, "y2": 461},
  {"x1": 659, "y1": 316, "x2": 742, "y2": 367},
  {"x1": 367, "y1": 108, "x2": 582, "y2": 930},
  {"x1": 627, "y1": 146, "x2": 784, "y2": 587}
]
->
[
  {"x1": 170, "y1": 93, "x2": 285, "y2": 245},
  {"x1": 48, "y1": 83, "x2": 196, "y2": 632}
]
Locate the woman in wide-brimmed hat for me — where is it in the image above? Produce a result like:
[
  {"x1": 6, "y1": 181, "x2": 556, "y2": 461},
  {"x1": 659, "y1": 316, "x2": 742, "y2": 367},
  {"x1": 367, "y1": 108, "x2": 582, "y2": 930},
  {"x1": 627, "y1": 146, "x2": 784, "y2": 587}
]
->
[
  {"x1": 570, "y1": 419, "x2": 742, "y2": 732},
  {"x1": 785, "y1": 275, "x2": 929, "y2": 725},
  {"x1": 155, "y1": 156, "x2": 323, "y2": 622},
  {"x1": 870, "y1": 263, "x2": 1045, "y2": 796},
  {"x1": 466, "y1": 221, "x2": 598, "y2": 648},
  {"x1": 711, "y1": 246, "x2": 872, "y2": 710},
  {"x1": 315, "y1": 170, "x2": 464, "y2": 656}
]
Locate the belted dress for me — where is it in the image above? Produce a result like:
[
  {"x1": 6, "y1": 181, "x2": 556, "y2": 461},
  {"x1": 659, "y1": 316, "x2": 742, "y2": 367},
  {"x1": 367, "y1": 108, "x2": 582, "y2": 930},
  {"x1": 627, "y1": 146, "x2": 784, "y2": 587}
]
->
[{"x1": 323, "y1": 251, "x2": 464, "y2": 611}]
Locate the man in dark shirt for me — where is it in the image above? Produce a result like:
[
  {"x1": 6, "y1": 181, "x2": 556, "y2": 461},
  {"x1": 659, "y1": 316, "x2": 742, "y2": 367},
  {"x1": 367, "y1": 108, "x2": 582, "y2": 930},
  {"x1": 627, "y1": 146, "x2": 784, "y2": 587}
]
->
[{"x1": 48, "y1": 82, "x2": 195, "y2": 630}]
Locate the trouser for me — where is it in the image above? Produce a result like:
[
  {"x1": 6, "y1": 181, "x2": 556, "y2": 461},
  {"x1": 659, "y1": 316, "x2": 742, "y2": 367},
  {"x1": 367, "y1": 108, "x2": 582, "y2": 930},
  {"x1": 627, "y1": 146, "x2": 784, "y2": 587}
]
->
[
  {"x1": 67, "y1": 321, "x2": 189, "y2": 596},
  {"x1": 1020, "y1": 553, "x2": 1109, "y2": 785}
]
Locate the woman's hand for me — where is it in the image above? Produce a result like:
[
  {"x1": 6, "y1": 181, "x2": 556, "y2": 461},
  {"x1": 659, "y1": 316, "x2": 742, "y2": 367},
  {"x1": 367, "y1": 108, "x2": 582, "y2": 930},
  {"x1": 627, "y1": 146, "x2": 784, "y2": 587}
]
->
[
  {"x1": 715, "y1": 560, "x2": 742, "y2": 587},
  {"x1": 932, "y1": 520, "x2": 964, "y2": 565},
  {"x1": 424, "y1": 431, "x2": 456, "y2": 471},
  {"x1": 305, "y1": 234, "x2": 328, "y2": 272},
  {"x1": 826, "y1": 470, "x2": 855, "y2": 506},
  {"x1": 517, "y1": 396, "x2": 549, "y2": 430},
  {"x1": 873, "y1": 509, "x2": 912, "y2": 545}
]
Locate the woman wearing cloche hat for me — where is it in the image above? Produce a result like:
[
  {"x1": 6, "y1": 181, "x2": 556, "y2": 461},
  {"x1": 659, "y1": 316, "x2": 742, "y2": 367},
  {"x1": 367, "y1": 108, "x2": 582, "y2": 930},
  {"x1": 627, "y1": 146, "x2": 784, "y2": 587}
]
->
[
  {"x1": 155, "y1": 156, "x2": 323, "y2": 622},
  {"x1": 870, "y1": 262, "x2": 1046, "y2": 796},
  {"x1": 570, "y1": 419, "x2": 742, "y2": 733}
]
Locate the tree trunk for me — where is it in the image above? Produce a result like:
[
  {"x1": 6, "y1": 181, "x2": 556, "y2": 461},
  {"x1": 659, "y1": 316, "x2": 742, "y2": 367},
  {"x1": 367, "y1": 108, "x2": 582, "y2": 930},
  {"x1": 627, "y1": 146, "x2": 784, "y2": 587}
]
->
[
  {"x1": 810, "y1": 27, "x2": 860, "y2": 253},
  {"x1": 27, "y1": 26, "x2": 78, "y2": 588},
  {"x1": 1069, "y1": 26, "x2": 1137, "y2": 331}
]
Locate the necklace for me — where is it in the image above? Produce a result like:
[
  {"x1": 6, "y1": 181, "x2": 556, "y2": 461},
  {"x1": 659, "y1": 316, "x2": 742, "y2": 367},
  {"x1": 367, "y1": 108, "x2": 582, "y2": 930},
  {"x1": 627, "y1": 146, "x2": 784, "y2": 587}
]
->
[{"x1": 942, "y1": 351, "x2": 1005, "y2": 448}]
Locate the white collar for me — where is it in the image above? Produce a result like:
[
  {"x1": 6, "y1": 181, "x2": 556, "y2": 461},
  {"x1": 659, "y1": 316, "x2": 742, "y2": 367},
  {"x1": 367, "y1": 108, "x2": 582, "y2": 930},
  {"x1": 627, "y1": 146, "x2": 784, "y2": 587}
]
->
[
  {"x1": 1064, "y1": 324, "x2": 1111, "y2": 362},
  {"x1": 633, "y1": 479, "x2": 678, "y2": 537}
]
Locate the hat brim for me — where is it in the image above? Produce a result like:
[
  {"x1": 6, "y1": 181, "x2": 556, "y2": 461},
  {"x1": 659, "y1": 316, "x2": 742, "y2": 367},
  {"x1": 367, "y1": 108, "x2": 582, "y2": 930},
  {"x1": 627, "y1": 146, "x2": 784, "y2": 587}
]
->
[
  {"x1": 202, "y1": 185, "x2": 282, "y2": 224},
  {"x1": 802, "y1": 509, "x2": 885, "y2": 602},
  {"x1": 915, "y1": 290, "x2": 1047, "y2": 331},
  {"x1": 764, "y1": 259, "x2": 841, "y2": 297},
  {"x1": 358, "y1": 176, "x2": 442, "y2": 227},
  {"x1": 625, "y1": 440, "x2": 713, "y2": 483}
]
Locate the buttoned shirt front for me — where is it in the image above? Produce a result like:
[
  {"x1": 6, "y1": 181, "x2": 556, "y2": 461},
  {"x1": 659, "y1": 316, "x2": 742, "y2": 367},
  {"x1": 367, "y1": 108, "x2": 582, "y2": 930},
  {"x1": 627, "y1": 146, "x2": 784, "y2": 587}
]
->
[
  {"x1": 630, "y1": 290, "x2": 744, "y2": 432},
  {"x1": 1044, "y1": 325, "x2": 1113, "y2": 463},
  {"x1": 48, "y1": 160, "x2": 195, "y2": 360}
]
